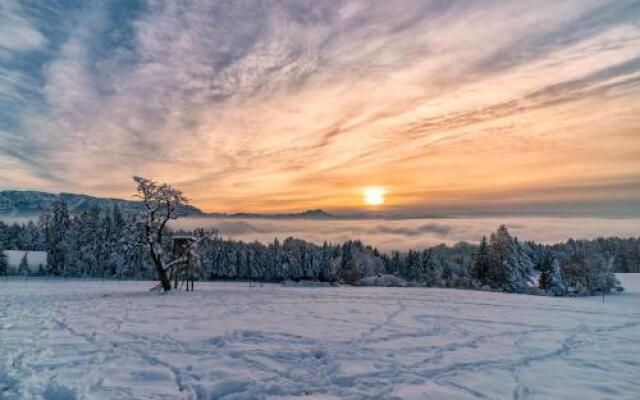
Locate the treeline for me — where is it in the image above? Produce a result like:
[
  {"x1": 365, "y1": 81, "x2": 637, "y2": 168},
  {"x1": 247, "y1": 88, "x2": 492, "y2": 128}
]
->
[
  {"x1": 0, "y1": 201, "x2": 150, "y2": 279},
  {"x1": 1, "y1": 199, "x2": 637, "y2": 296}
]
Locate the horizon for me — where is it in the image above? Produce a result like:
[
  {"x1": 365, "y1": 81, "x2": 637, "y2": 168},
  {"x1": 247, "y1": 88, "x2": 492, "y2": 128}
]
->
[
  {"x1": 1, "y1": 1, "x2": 640, "y2": 216},
  {"x1": 3, "y1": 187, "x2": 640, "y2": 219}
]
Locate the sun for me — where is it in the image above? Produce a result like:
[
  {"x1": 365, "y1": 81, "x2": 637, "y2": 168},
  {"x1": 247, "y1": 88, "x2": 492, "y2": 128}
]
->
[{"x1": 363, "y1": 187, "x2": 386, "y2": 206}]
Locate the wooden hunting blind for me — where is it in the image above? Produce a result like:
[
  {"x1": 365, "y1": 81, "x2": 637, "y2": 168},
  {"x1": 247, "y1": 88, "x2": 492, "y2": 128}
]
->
[{"x1": 173, "y1": 236, "x2": 196, "y2": 259}]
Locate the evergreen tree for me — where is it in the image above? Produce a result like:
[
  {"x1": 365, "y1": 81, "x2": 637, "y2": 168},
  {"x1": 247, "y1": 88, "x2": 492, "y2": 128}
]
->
[
  {"x1": 418, "y1": 249, "x2": 432, "y2": 284},
  {"x1": 389, "y1": 251, "x2": 402, "y2": 276},
  {"x1": 488, "y1": 225, "x2": 533, "y2": 292},
  {"x1": 547, "y1": 259, "x2": 567, "y2": 296},
  {"x1": 18, "y1": 253, "x2": 30, "y2": 276},
  {"x1": 425, "y1": 247, "x2": 443, "y2": 287},
  {"x1": 538, "y1": 257, "x2": 552, "y2": 290},
  {"x1": 406, "y1": 249, "x2": 420, "y2": 281},
  {"x1": 45, "y1": 199, "x2": 71, "y2": 276},
  {"x1": 473, "y1": 236, "x2": 490, "y2": 285},
  {"x1": 339, "y1": 241, "x2": 364, "y2": 284},
  {"x1": 488, "y1": 227, "x2": 509, "y2": 288},
  {"x1": 0, "y1": 242, "x2": 7, "y2": 276},
  {"x1": 318, "y1": 242, "x2": 335, "y2": 282},
  {"x1": 20, "y1": 221, "x2": 41, "y2": 250}
]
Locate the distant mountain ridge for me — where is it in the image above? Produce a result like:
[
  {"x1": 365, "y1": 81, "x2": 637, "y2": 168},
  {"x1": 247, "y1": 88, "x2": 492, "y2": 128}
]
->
[
  {"x1": 0, "y1": 190, "x2": 203, "y2": 216},
  {"x1": 0, "y1": 190, "x2": 444, "y2": 220},
  {"x1": 208, "y1": 208, "x2": 337, "y2": 219},
  {"x1": 0, "y1": 191, "x2": 340, "y2": 219}
]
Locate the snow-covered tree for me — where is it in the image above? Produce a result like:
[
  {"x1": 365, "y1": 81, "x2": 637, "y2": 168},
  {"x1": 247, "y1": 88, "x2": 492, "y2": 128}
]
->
[
  {"x1": 318, "y1": 242, "x2": 336, "y2": 282},
  {"x1": 122, "y1": 214, "x2": 151, "y2": 279},
  {"x1": 134, "y1": 177, "x2": 186, "y2": 291},
  {"x1": 45, "y1": 199, "x2": 71, "y2": 276},
  {"x1": 0, "y1": 243, "x2": 7, "y2": 276},
  {"x1": 547, "y1": 259, "x2": 567, "y2": 296},
  {"x1": 559, "y1": 241, "x2": 618, "y2": 295},
  {"x1": 425, "y1": 246, "x2": 444, "y2": 287},
  {"x1": 473, "y1": 236, "x2": 490, "y2": 285},
  {"x1": 18, "y1": 253, "x2": 29, "y2": 277},
  {"x1": 538, "y1": 257, "x2": 552, "y2": 290},
  {"x1": 20, "y1": 221, "x2": 42, "y2": 250},
  {"x1": 489, "y1": 225, "x2": 534, "y2": 292},
  {"x1": 338, "y1": 241, "x2": 364, "y2": 284},
  {"x1": 591, "y1": 256, "x2": 619, "y2": 296},
  {"x1": 134, "y1": 176, "x2": 208, "y2": 291}
]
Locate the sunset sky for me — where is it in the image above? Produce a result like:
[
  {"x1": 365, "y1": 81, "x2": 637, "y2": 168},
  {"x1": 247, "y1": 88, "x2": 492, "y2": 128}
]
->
[{"x1": 1, "y1": 1, "x2": 639, "y2": 215}]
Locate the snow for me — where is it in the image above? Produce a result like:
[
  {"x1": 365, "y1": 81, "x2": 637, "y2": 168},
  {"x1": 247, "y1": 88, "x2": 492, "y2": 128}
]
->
[
  {"x1": 1, "y1": 275, "x2": 639, "y2": 399},
  {"x1": 3, "y1": 251, "x2": 47, "y2": 273},
  {"x1": 281, "y1": 280, "x2": 333, "y2": 287},
  {"x1": 358, "y1": 274, "x2": 407, "y2": 287}
]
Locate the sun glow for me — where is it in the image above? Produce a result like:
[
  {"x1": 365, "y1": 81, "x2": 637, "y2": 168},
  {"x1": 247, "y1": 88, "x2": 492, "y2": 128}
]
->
[{"x1": 363, "y1": 187, "x2": 386, "y2": 206}]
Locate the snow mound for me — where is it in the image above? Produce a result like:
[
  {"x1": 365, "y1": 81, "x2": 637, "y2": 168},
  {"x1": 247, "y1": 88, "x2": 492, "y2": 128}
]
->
[
  {"x1": 282, "y1": 280, "x2": 333, "y2": 287},
  {"x1": 358, "y1": 274, "x2": 407, "y2": 287}
]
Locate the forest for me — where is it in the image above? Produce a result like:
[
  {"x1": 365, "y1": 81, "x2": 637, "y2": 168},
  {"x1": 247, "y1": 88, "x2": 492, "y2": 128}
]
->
[{"x1": 1, "y1": 199, "x2": 636, "y2": 296}]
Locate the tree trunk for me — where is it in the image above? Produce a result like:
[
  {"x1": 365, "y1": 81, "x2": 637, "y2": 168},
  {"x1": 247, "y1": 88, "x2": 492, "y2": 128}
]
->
[
  {"x1": 155, "y1": 262, "x2": 172, "y2": 291},
  {"x1": 150, "y1": 249, "x2": 172, "y2": 291}
]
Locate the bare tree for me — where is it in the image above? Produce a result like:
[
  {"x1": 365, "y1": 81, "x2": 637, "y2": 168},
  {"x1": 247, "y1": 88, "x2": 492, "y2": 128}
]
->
[{"x1": 134, "y1": 176, "x2": 194, "y2": 292}]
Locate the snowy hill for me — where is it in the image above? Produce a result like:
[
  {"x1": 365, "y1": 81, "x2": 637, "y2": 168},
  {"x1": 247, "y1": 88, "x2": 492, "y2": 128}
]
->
[{"x1": 0, "y1": 190, "x2": 203, "y2": 216}]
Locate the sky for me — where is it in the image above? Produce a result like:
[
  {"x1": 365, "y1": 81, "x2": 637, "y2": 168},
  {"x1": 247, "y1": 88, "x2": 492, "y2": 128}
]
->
[{"x1": 1, "y1": 0, "x2": 639, "y2": 215}]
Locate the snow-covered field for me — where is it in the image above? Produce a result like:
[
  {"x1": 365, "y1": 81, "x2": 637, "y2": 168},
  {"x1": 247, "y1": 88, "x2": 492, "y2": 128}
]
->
[{"x1": 1, "y1": 276, "x2": 639, "y2": 400}]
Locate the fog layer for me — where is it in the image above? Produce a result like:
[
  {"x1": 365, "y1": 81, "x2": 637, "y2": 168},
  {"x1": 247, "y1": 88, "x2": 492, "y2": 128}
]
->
[{"x1": 173, "y1": 217, "x2": 640, "y2": 251}]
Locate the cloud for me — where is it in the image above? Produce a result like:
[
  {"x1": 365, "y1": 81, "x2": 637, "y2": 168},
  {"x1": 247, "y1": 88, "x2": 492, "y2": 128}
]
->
[
  {"x1": 214, "y1": 221, "x2": 265, "y2": 235},
  {"x1": 372, "y1": 223, "x2": 451, "y2": 237},
  {"x1": 0, "y1": 0, "x2": 639, "y2": 215},
  {"x1": 0, "y1": 0, "x2": 46, "y2": 54}
]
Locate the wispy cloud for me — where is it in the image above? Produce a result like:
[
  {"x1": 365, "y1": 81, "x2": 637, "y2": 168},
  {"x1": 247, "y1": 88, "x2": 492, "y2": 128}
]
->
[
  {"x1": 1, "y1": 0, "x2": 639, "y2": 214},
  {"x1": 0, "y1": 0, "x2": 46, "y2": 54}
]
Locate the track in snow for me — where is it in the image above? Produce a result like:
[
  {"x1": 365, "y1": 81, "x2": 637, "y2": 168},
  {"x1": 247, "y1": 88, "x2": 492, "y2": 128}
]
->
[{"x1": 1, "y1": 275, "x2": 639, "y2": 399}]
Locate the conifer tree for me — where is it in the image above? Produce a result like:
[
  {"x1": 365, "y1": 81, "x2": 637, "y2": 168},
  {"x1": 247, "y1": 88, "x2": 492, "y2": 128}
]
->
[
  {"x1": 18, "y1": 253, "x2": 29, "y2": 276},
  {"x1": 488, "y1": 225, "x2": 533, "y2": 292},
  {"x1": 473, "y1": 236, "x2": 490, "y2": 285},
  {"x1": 547, "y1": 259, "x2": 567, "y2": 296},
  {"x1": 45, "y1": 199, "x2": 71, "y2": 276},
  {"x1": 0, "y1": 241, "x2": 7, "y2": 276},
  {"x1": 538, "y1": 257, "x2": 552, "y2": 290}
]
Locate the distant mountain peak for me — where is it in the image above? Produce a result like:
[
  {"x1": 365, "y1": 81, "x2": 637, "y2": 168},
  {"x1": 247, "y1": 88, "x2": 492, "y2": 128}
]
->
[
  {"x1": 207, "y1": 208, "x2": 336, "y2": 219},
  {"x1": 296, "y1": 209, "x2": 333, "y2": 217}
]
